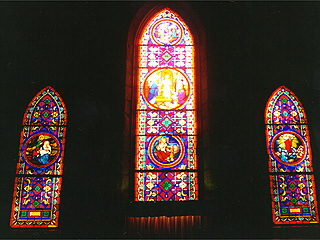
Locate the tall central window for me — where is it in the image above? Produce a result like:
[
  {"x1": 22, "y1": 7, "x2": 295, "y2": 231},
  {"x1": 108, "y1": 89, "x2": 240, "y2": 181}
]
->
[{"x1": 134, "y1": 8, "x2": 198, "y2": 201}]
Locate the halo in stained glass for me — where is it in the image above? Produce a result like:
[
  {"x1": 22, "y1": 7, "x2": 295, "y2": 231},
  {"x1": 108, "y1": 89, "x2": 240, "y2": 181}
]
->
[
  {"x1": 151, "y1": 19, "x2": 183, "y2": 45},
  {"x1": 11, "y1": 86, "x2": 67, "y2": 228},
  {"x1": 148, "y1": 135, "x2": 185, "y2": 168},
  {"x1": 142, "y1": 68, "x2": 190, "y2": 110},
  {"x1": 140, "y1": 8, "x2": 193, "y2": 46},
  {"x1": 135, "y1": 7, "x2": 198, "y2": 201},
  {"x1": 265, "y1": 86, "x2": 319, "y2": 224},
  {"x1": 271, "y1": 131, "x2": 307, "y2": 166},
  {"x1": 22, "y1": 132, "x2": 61, "y2": 169}
]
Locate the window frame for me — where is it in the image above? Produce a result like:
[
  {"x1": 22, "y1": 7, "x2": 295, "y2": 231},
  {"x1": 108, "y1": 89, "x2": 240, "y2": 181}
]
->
[
  {"x1": 122, "y1": 2, "x2": 209, "y2": 215},
  {"x1": 265, "y1": 86, "x2": 319, "y2": 225}
]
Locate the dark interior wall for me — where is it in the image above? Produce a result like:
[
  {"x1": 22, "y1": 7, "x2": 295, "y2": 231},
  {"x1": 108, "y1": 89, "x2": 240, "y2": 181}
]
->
[{"x1": 1, "y1": 1, "x2": 320, "y2": 239}]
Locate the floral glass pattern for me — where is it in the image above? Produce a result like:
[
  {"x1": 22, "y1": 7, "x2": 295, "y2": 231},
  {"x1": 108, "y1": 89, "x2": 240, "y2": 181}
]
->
[
  {"x1": 265, "y1": 86, "x2": 318, "y2": 224},
  {"x1": 135, "y1": 8, "x2": 198, "y2": 201},
  {"x1": 11, "y1": 86, "x2": 67, "y2": 228}
]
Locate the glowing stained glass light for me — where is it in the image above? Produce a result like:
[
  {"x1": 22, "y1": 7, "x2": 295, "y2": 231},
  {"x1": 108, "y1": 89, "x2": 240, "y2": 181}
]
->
[
  {"x1": 135, "y1": 8, "x2": 198, "y2": 201},
  {"x1": 10, "y1": 86, "x2": 67, "y2": 228},
  {"x1": 265, "y1": 86, "x2": 319, "y2": 224}
]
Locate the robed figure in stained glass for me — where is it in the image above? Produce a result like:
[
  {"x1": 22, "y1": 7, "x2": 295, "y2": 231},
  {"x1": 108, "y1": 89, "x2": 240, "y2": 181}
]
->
[
  {"x1": 134, "y1": 8, "x2": 198, "y2": 201},
  {"x1": 10, "y1": 86, "x2": 67, "y2": 228},
  {"x1": 265, "y1": 86, "x2": 318, "y2": 224}
]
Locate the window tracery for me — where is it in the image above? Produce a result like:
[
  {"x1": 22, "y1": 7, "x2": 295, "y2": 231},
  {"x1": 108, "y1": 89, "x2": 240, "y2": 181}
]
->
[
  {"x1": 134, "y1": 8, "x2": 198, "y2": 201},
  {"x1": 265, "y1": 86, "x2": 318, "y2": 224},
  {"x1": 10, "y1": 86, "x2": 67, "y2": 228}
]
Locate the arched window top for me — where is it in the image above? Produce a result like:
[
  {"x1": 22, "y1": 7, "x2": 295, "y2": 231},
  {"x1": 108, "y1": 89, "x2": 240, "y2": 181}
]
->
[
  {"x1": 265, "y1": 86, "x2": 319, "y2": 224},
  {"x1": 265, "y1": 86, "x2": 312, "y2": 173},
  {"x1": 136, "y1": 8, "x2": 196, "y2": 113},
  {"x1": 16, "y1": 86, "x2": 67, "y2": 176},
  {"x1": 140, "y1": 8, "x2": 193, "y2": 45},
  {"x1": 23, "y1": 86, "x2": 67, "y2": 126},
  {"x1": 132, "y1": 5, "x2": 199, "y2": 202},
  {"x1": 11, "y1": 86, "x2": 67, "y2": 228},
  {"x1": 265, "y1": 86, "x2": 307, "y2": 125}
]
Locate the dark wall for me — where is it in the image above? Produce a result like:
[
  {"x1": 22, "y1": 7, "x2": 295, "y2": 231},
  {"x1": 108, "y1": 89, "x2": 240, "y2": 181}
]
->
[{"x1": 1, "y1": 1, "x2": 320, "y2": 239}]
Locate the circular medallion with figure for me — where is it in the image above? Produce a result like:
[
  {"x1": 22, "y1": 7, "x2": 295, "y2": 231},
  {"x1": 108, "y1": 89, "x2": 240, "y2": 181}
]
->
[
  {"x1": 271, "y1": 131, "x2": 307, "y2": 166},
  {"x1": 23, "y1": 132, "x2": 61, "y2": 168},
  {"x1": 142, "y1": 69, "x2": 190, "y2": 110},
  {"x1": 151, "y1": 19, "x2": 183, "y2": 45},
  {"x1": 148, "y1": 136, "x2": 185, "y2": 168}
]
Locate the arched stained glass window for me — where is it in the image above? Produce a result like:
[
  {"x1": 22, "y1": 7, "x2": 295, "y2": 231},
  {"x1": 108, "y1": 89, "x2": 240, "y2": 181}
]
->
[
  {"x1": 265, "y1": 86, "x2": 319, "y2": 224},
  {"x1": 10, "y1": 86, "x2": 67, "y2": 228},
  {"x1": 134, "y1": 8, "x2": 198, "y2": 201}
]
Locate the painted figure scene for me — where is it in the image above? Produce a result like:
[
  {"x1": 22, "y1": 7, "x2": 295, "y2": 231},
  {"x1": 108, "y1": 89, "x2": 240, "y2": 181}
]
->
[
  {"x1": 143, "y1": 69, "x2": 190, "y2": 110},
  {"x1": 24, "y1": 134, "x2": 59, "y2": 167}
]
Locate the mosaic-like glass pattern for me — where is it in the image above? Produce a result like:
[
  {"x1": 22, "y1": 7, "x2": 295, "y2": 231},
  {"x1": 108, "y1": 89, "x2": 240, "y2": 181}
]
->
[
  {"x1": 11, "y1": 86, "x2": 67, "y2": 228},
  {"x1": 136, "y1": 135, "x2": 197, "y2": 170},
  {"x1": 137, "y1": 110, "x2": 196, "y2": 136},
  {"x1": 265, "y1": 86, "x2": 318, "y2": 224},
  {"x1": 135, "y1": 172, "x2": 198, "y2": 201},
  {"x1": 266, "y1": 125, "x2": 312, "y2": 173},
  {"x1": 23, "y1": 87, "x2": 67, "y2": 126},
  {"x1": 16, "y1": 126, "x2": 66, "y2": 175},
  {"x1": 265, "y1": 86, "x2": 307, "y2": 125},
  {"x1": 10, "y1": 177, "x2": 62, "y2": 228},
  {"x1": 135, "y1": 8, "x2": 198, "y2": 201},
  {"x1": 270, "y1": 174, "x2": 318, "y2": 224}
]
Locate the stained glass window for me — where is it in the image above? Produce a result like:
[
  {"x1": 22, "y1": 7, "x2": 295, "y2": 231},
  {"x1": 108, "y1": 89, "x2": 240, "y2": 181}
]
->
[
  {"x1": 10, "y1": 86, "x2": 67, "y2": 228},
  {"x1": 265, "y1": 86, "x2": 319, "y2": 224},
  {"x1": 134, "y1": 8, "x2": 198, "y2": 201}
]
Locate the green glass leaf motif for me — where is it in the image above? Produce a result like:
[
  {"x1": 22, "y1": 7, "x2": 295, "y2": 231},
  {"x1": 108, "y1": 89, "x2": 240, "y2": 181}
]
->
[
  {"x1": 43, "y1": 112, "x2": 49, "y2": 118},
  {"x1": 21, "y1": 211, "x2": 28, "y2": 217},
  {"x1": 289, "y1": 183, "x2": 296, "y2": 190},
  {"x1": 34, "y1": 185, "x2": 41, "y2": 193},
  {"x1": 161, "y1": 180, "x2": 173, "y2": 191},
  {"x1": 291, "y1": 198, "x2": 298, "y2": 204},
  {"x1": 43, "y1": 211, "x2": 50, "y2": 217},
  {"x1": 161, "y1": 118, "x2": 172, "y2": 128}
]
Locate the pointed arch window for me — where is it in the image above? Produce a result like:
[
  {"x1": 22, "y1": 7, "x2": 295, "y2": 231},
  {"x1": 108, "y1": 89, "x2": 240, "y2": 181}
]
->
[
  {"x1": 265, "y1": 86, "x2": 319, "y2": 224},
  {"x1": 10, "y1": 86, "x2": 67, "y2": 228},
  {"x1": 134, "y1": 8, "x2": 198, "y2": 201}
]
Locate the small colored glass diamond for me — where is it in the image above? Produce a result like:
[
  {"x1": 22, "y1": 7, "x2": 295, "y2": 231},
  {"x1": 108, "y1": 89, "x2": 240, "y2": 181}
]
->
[
  {"x1": 43, "y1": 112, "x2": 49, "y2": 118},
  {"x1": 161, "y1": 180, "x2": 173, "y2": 191},
  {"x1": 162, "y1": 52, "x2": 172, "y2": 61},
  {"x1": 291, "y1": 198, "x2": 298, "y2": 204},
  {"x1": 161, "y1": 117, "x2": 172, "y2": 128},
  {"x1": 289, "y1": 183, "x2": 296, "y2": 190},
  {"x1": 34, "y1": 185, "x2": 41, "y2": 193},
  {"x1": 33, "y1": 201, "x2": 40, "y2": 207}
]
